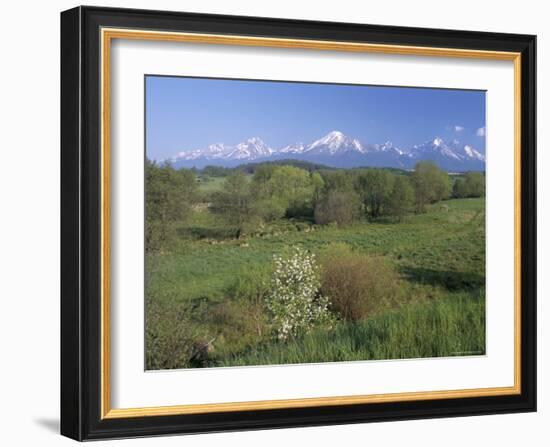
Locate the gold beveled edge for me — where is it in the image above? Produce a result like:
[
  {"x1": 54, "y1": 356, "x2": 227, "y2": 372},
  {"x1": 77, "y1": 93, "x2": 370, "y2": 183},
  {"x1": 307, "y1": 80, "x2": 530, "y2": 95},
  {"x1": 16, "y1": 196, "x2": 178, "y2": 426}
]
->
[
  {"x1": 100, "y1": 27, "x2": 523, "y2": 420},
  {"x1": 102, "y1": 27, "x2": 521, "y2": 61},
  {"x1": 514, "y1": 54, "x2": 522, "y2": 391},
  {"x1": 100, "y1": 29, "x2": 112, "y2": 419},
  {"x1": 104, "y1": 386, "x2": 519, "y2": 419}
]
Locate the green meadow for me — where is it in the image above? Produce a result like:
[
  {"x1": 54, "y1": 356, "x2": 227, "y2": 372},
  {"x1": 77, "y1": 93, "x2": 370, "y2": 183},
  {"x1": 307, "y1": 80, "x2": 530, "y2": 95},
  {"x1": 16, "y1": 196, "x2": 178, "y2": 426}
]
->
[{"x1": 145, "y1": 162, "x2": 485, "y2": 370}]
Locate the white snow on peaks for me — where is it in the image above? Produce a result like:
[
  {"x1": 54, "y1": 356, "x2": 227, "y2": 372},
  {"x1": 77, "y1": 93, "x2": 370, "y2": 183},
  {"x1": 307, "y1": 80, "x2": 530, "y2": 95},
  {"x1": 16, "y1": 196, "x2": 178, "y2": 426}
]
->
[
  {"x1": 372, "y1": 141, "x2": 402, "y2": 154},
  {"x1": 173, "y1": 137, "x2": 272, "y2": 161},
  {"x1": 433, "y1": 137, "x2": 444, "y2": 146},
  {"x1": 228, "y1": 137, "x2": 273, "y2": 159},
  {"x1": 463, "y1": 145, "x2": 485, "y2": 161},
  {"x1": 306, "y1": 131, "x2": 365, "y2": 154},
  {"x1": 166, "y1": 131, "x2": 485, "y2": 170},
  {"x1": 441, "y1": 147, "x2": 462, "y2": 160},
  {"x1": 279, "y1": 142, "x2": 305, "y2": 154},
  {"x1": 352, "y1": 139, "x2": 364, "y2": 152}
]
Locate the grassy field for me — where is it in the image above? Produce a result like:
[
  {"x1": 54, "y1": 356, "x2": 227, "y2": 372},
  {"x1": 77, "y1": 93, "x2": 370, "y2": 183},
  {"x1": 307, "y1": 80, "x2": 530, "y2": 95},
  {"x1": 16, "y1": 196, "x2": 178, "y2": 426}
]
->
[
  {"x1": 196, "y1": 175, "x2": 230, "y2": 192},
  {"x1": 145, "y1": 175, "x2": 485, "y2": 370},
  {"x1": 221, "y1": 292, "x2": 485, "y2": 366}
]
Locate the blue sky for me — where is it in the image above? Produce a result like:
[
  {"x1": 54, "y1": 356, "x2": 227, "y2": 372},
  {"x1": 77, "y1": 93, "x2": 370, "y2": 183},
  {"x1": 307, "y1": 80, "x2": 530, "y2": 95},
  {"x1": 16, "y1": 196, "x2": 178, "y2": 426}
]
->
[{"x1": 146, "y1": 75, "x2": 486, "y2": 161}]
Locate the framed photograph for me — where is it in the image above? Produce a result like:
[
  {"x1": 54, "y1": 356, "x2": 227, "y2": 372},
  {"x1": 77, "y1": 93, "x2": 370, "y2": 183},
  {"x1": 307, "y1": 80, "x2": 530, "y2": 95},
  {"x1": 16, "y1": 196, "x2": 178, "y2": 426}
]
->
[{"x1": 60, "y1": 6, "x2": 536, "y2": 441}]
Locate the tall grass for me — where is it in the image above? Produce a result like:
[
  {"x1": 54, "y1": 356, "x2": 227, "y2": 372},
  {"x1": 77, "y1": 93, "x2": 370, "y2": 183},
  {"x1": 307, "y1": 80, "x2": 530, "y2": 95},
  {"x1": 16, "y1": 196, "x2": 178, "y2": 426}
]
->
[{"x1": 218, "y1": 292, "x2": 485, "y2": 367}]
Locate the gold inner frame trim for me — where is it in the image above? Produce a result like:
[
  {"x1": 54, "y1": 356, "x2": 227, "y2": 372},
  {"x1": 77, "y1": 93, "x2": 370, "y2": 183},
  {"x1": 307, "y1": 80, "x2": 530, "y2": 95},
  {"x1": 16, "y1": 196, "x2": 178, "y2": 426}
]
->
[{"x1": 100, "y1": 27, "x2": 522, "y2": 419}]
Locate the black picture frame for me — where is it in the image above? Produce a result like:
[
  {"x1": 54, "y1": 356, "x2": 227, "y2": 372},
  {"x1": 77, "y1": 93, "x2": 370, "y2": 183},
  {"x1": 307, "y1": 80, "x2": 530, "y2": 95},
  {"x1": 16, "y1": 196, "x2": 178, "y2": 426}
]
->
[{"x1": 61, "y1": 5, "x2": 536, "y2": 441}]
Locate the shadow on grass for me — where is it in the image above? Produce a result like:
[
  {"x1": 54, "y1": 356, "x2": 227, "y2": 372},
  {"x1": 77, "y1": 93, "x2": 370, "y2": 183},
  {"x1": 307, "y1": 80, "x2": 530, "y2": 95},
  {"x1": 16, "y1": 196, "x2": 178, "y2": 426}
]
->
[
  {"x1": 400, "y1": 266, "x2": 485, "y2": 291},
  {"x1": 176, "y1": 226, "x2": 237, "y2": 240}
]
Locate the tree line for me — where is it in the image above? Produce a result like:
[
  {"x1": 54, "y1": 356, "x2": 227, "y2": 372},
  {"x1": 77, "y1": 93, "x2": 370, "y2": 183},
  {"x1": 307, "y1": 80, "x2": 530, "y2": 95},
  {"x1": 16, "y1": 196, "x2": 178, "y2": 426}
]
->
[{"x1": 146, "y1": 159, "x2": 485, "y2": 248}]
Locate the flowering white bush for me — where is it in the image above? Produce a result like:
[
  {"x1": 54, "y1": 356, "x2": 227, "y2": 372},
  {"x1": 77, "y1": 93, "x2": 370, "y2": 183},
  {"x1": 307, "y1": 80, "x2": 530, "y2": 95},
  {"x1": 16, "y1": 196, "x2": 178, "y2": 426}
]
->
[{"x1": 267, "y1": 247, "x2": 332, "y2": 341}]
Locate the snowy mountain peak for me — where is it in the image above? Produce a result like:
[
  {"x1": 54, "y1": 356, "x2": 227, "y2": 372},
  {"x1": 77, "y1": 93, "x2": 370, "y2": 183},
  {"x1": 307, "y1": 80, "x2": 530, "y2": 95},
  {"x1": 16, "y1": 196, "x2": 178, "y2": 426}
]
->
[
  {"x1": 433, "y1": 137, "x2": 444, "y2": 147},
  {"x1": 167, "y1": 133, "x2": 485, "y2": 171},
  {"x1": 244, "y1": 136, "x2": 266, "y2": 146},
  {"x1": 307, "y1": 131, "x2": 364, "y2": 154},
  {"x1": 373, "y1": 141, "x2": 395, "y2": 151},
  {"x1": 408, "y1": 137, "x2": 485, "y2": 166},
  {"x1": 230, "y1": 137, "x2": 273, "y2": 159},
  {"x1": 324, "y1": 130, "x2": 345, "y2": 140},
  {"x1": 279, "y1": 142, "x2": 305, "y2": 154},
  {"x1": 206, "y1": 143, "x2": 227, "y2": 153},
  {"x1": 311, "y1": 130, "x2": 347, "y2": 146}
]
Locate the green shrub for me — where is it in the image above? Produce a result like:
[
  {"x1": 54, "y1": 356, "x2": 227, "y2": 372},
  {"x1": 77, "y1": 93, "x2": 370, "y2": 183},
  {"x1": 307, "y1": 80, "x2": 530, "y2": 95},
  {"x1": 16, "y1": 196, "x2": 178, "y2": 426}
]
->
[
  {"x1": 145, "y1": 297, "x2": 197, "y2": 370},
  {"x1": 209, "y1": 264, "x2": 274, "y2": 347},
  {"x1": 208, "y1": 297, "x2": 270, "y2": 350},
  {"x1": 145, "y1": 219, "x2": 171, "y2": 253},
  {"x1": 319, "y1": 244, "x2": 402, "y2": 321}
]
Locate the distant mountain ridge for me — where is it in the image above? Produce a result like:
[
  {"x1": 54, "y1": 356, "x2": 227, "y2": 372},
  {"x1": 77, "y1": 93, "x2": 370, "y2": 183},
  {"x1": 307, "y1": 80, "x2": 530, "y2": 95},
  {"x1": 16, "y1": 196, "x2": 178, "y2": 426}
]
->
[{"x1": 166, "y1": 130, "x2": 485, "y2": 171}]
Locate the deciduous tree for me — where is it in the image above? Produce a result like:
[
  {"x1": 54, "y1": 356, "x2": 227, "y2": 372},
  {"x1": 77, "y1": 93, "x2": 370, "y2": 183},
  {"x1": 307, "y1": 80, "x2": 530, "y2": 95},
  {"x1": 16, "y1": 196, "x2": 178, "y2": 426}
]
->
[
  {"x1": 386, "y1": 175, "x2": 414, "y2": 221},
  {"x1": 145, "y1": 160, "x2": 197, "y2": 252},
  {"x1": 314, "y1": 190, "x2": 360, "y2": 225},
  {"x1": 411, "y1": 161, "x2": 450, "y2": 213},
  {"x1": 211, "y1": 171, "x2": 256, "y2": 238}
]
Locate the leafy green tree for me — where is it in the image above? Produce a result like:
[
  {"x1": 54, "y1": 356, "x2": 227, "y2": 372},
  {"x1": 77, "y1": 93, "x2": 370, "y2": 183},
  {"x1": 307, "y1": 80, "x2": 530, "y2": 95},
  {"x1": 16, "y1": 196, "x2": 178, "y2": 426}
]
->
[
  {"x1": 411, "y1": 161, "x2": 450, "y2": 213},
  {"x1": 145, "y1": 160, "x2": 197, "y2": 252},
  {"x1": 310, "y1": 171, "x2": 325, "y2": 204},
  {"x1": 251, "y1": 165, "x2": 314, "y2": 218},
  {"x1": 319, "y1": 170, "x2": 354, "y2": 193},
  {"x1": 251, "y1": 165, "x2": 276, "y2": 198},
  {"x1": 464, "y1": 172, "x2": 485, "y2": 197},
  {"x1": 251, "y1": 198, "x2": 287, "y2": 222},
  {"x1": 452, "y1": 177, "x2": 468, "y2": 198},
  {"x1": 452, "y1": 172, "x2": 485, "y2": 198},
  {"x1": 267, "y1": 166, "x2": 312, "y2": 207},
  {"x1": 386, "y1": 175, "x2": 414, "y2": 220},
  {"x1": 211, "y1": 171, "x2": 256, "y2": 238},
  {"x1": 356, "y1": 169, "x2": 395, "y2": 218},
  {"x1": 202, "y1": 165, "x2": 231, "y2": 177},
  {"x1": 314, "y1": 190, "x2": 361, "y2": 226}
]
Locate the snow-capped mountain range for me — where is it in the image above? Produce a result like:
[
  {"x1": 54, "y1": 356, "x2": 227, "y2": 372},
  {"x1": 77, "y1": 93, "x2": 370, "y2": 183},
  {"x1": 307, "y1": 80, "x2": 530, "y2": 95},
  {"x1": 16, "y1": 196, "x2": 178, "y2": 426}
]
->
[{"x1": 166, "y1": 130, "x2": 485, "y2": 171}]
